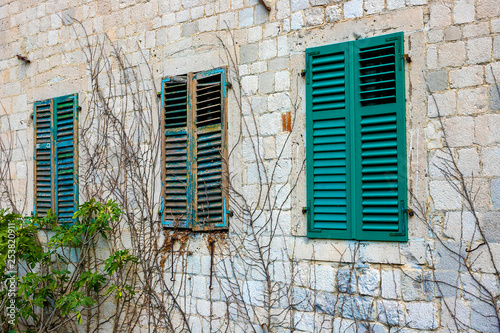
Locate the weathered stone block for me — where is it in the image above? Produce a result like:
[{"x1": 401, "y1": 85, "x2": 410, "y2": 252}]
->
[
  {"x1": 427, "y1": 69, "x2": 448, "y2": 92},
  {"x1": 387, "y1": 0, "x2": 405, "y2": 10},
  {"x1": 275, "y1": 70, "x2": 290, "y2": 92},
  {"x1": 457, "y1": 87, "x2": 488, "y2": 114},
  {"x1": 481, "y1": 211, "x2": 500, "y2": 243},
  {"x1": 344, "y1": 0, "x2": 363, "y2": 18},
  {"x1": 291, "y1": 11, "x2": 303, "y2": 30},
  {"x1": 259, "y1": 71, "x2": 274, "y2": 94},
  {"x1": 438, "y1": 41, "x2": 466, "y2": 67},
  {"x1": 477, "y1": 0, "x2": 500, "y2": 19},
  {"x1": 453, "y1": 0, "x2": 474, "y2": 24},
  {"x1": 381, "y1": 269, "x2": 401, "y2": 300},
  {"x1": 468, "y1": 37, "x2": 492, "y2": 64},
  {"x1": 430, "y1": 3, "x2": 451, "y2": 28},
  {"x1": 482, "y1": 147, "x2": 500, "y2": 176},
  {"x1": 291, "y1": 0, "x2": 309, "y2": 12},
  {"x1": 463, "y1": 22, "x2": 490, "y2": 38},
  {"x1": 491, "y1": 178, "x2": 500, "y2": 209},
  {"x1": 238, "y1": 7, "x2": 253, "y2": 28},
  {"x1": 358, "y1": 269, "x2": 380, "y2": 296},
  {"x1": 428, "y1": 90, "x2": 456, "y2": 117},
  {"x1": 449, "y1": 66, "x2": 484, "y2": 88},
  {"x1": 444, "y1": 26, "x2": 462, "y2": 41},
  {"x1": 430, "y1": 180, "x2": 462, "y2": 210},
  {"x1": 310, "y1": 264, "x2": 335, "y2": 292},
  {"x1": 241, "y1": 75, "x2": 258, "y2": 95},
  {"x1": 325, "y1": 5, "x2": 342, "y2": 22},
  {"x1": 338, "y1": 295, "x2": 375, "y2": 321},
  {"x1": 240, "y1": 43, "x2": 258, "y2": 64},
  {"x1": 314, "y1": 292, "x2": 337, "y2": 315},
  {"x1": 377, "y1": 300, "x2": 406, "y2": 326},
  {"x1": 470, "y1": 300, "x2": 499, "y2": 332},
  {"x1": 259, "y1": 38, "x2": 277, "y2": 60},
  {"x1": 304, "y1": 7, "x2": 324, "y2": 26},
  {"x1": 406, "y1": 302, "x2": 438, "y2": 329}
]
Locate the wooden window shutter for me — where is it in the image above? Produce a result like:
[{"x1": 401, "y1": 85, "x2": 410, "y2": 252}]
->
[
  {"x1": 34, "y1": 100, "x2": 53, "y2": 217},
  {"x1": 161, "y1": 75, "x2": 191, "y2": 228},
  {"x1": 192, "y1": 68, "x2": 229, "y2": 231},
  {"x1": 34, "y1": 94, "x2": 78, "y2": 225},
  {"x1": 306, "y1": 32, "x2": 406, "y2": 241},
  {"x1": 353, "y1": 32, "x2": 407, "y2": 241},
  {"x1": 306, "y1": 42, "x2": 353, "y2": 239},
  {"x1": 53, "y1": 94, "x2": 79, "y2": 225}
]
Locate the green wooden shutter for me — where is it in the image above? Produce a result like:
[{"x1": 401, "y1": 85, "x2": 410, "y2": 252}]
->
[
  {"x1": 353, "y1": 32, "x2": 407, "y2": 241},
  {"x1": 306, "y1": 43, "x2": 353, "y2": 239},
  {"x1": 192, "y1": 68, "x2": 229, "y2": 231},
  {"x1": 54, "y1": 94, "x2": 78, "y2": 225},
  {"x1": 162, "y1": 75, "x2": 190, "y2": 228},
  {"x1": 34, "y1": 100, "x2": 53, "y2": 217}
]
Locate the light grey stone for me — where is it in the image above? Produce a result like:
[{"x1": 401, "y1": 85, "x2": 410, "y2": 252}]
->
[
  {"x1": 181, "y1": 22, "x2": 197, "y2": 37},
  {"x1": 427, "y1": 70, "x2": 448, "y2": 92},
  {"x1": 428, "y1": 29, "x2": 444, "y2": 43},
  {"x1": 406, "y1": 302, "x2": 438, "y2": 329},
  {"x1": 430, "y1": 3, "x2": 451, "y2": 28},
  {"x1": 463, "y1": 22, "x2": 490, "y2": 38},
  {"x1": 381, "y1": 269, "x2": 401, "y2": 300},
  {"x1": 477, "y1": 0, "x2": 500, "y2": 19},
  {"x1": 377, "y1": 300, "x2": 406, "y2": 326},
  {"x1": 494, "y1": 36, "x2": 500, "y2": 60},
  {"x1": 401, "y1": 270, "x2": 424, "y2": 301},
  {"x1": 457, "y1": 87, "x2": 488, "y2": 114},
  {"x1": 259, "y1": 71, "x2": 274, "y2": 94},
  {"x1": 291, "y1": 11, "x2": 303, "y2": 30},
  {"x1": 470, "y1": 300, "x2": 499, "y2": 332},
  {"x1": 364, "y1": 0, "x2": 384, "y2": 14},
  {"x1": 444, "y1": 116, "x2": 475, "y2": 147},
  {"x1": 293, "y1": 287, "x2": 313, "y2": 311},
  {"x1": 337, "y1": 267, "x2": 357, "y2": 294},
  {"x1": 387, "y1": 0, "x2": 405, "y2": 10},
  {"x1": 344, "y1": 0, "x2": 363, "y2": 18},
  {"x1": 325, "y1": 5, "x2": 341, "y2": 22},
  {"x1": 453, "y1": 0, "x2": 474, "y2": 24},
  {"x1": 240, "y1": 43, "x2": 258, "y2": 64},
  {"x1": 490, "y1": 85, "x2": 500, "y2": 111},
  {"x1": 239, "y1": 7, "x2": 253, "y2": 27},
  {"x1": 457, "y1": 147, "x2": 480, "y2": 177},
  {"x1": 314, "y1": 292, "x2": 337, "y2": 315},
  {"x1": 428, "y1": 91, "x2": 456, "y2": 117},
  {"x1": 291, "y1": 0, "x2": 309, "y2": 12},
  {"x1": 482, "y1": 147, "x2": 500, "y2": 176},
  {"x1": 254, "y1": 4, "x2": 268, "y2": 25},
  {"x1": 304, "y1": 7, "x2": 324, "y2": 26},
  {"x1": 449, "y1": 66, "x2": 484, "y2": 88},
  {"x1": 444, "y1": 26, "x2": 461, "y2": 41},
  {"x1": 468, "y1": 37, "x2": 492, "y2": 64},
  {"x1": 310, "y1": 0, "x2": 329, "y2": 5},
  {"x1": 338, "y1": 295, "x2": 375, "y2": 321},
  {"x1": 259, "y1": 38, "x2": 276, "y2": 59},
  {"x1": 491, "y1": 179, "x2": 500, "y2": 209},
  {"x1": 438, "y1": 41, "x2": 466, "y2": 67},
  {"x1": 481, "y1": 212, "x2": 500, "y2": 243},
  {"x1": 358, "y1": 269, "x2": 380, "y2": 296}
]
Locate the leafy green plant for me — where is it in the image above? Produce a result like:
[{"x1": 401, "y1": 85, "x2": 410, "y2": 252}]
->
[{"x1": 0, "y1": 199, "x2": 138, "y2": 332}]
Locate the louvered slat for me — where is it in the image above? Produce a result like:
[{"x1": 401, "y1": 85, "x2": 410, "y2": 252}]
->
[
  {"x1": 307, "y1": 44, "x2": 352, "y2": 239},
  {"x1": 354, "y1": 32, "x2": 406, "y2": 241},
  {"x1": 34, "y1": 101, "x2": 52, "y2": 217},
  {"x1": 195, "y1": 71, "x2": 224, "y2": 229},
  {"x1": 163, "y1": 77, "x2": 189, "y2": 227},
  {"x1": 54, "y1": 96, "x2": 77, "y2": 225},
  {"x1": 358, "y1": 44, "x2": 397, "y2": 106},
  {"x1": 359, "y1": 114, "x2": 399, "y2": 231},
  {"x1": 312, "y1": 118, "x2": 347, "y2": 230}
]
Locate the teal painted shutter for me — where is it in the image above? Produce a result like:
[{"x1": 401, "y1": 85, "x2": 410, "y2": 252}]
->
[
  {"x1": 34, "y1": 100, "x2": 53, "y2": 217},
  {"x1": 353, "y1": 32, "x2": 407, "y2": 241},
  {"x1": 54, "y1": 94, "x2": 78, "y2": 225},
  {"x1": 162, "y1": 76, "x2": 190, "y2": 228},
  {"x1": 306, "y1": 43, "x2": 353, "y2": 239},
  {"x1": 192, "y1": 68, "x2": 228, "y2": 230}
]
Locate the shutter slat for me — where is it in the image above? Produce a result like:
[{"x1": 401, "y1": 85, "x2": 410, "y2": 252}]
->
[
  {"x1": 163, "y1": 77, "x2": 190, "y2": 228},
  {"x1": 54, "y1": 95, "x2": 78, "y2": 225},
  {"x1": 34, "y1": 101, "x2": 52, "y2": 217}
]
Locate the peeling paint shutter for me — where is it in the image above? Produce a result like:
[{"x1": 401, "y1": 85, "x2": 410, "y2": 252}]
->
[
  {"x1": 354, "y1": 33, "x2": 407, "y2": 241},
  {"x1": 306, "y1": 43, "x2": 352, "y2": 239},
  {"x1": 34, "y1": 100, "x2": 53, "y2": 217},
  {"x1": 193, "y1": 68, "x2": 228, "y2": 230},
  {"x1": 162, "y1": 75, "x2": 190, "y2": 228},
  {"x1": 54, "y1": 95, "x2": 78, "y2": 225}
]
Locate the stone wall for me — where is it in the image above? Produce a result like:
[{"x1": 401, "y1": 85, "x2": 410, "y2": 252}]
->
[{"x1": 0, "y1": 0, "x2": 499, "y2": 331}]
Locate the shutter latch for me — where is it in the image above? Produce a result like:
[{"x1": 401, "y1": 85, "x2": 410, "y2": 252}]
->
[
  {"x1": 302, "y1": 206, "x2": 308, "y2": 214},
  {"x1": 390, "y1": 200, "x2": 407, "y2": 237}
]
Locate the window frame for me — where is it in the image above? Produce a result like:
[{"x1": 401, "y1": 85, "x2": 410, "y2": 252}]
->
[
  {"x1": 305, "y1": 32, "x2": 407, "y2": 242},
  {"x1": 160, "y1": 67, "x2": 229, "y2": 231},
  {"x1": 33, "y1": 94, "x2": 79, "y2": 226}
]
